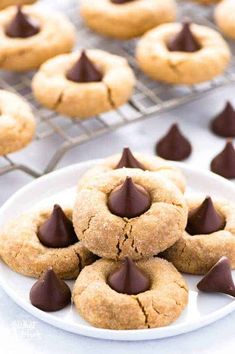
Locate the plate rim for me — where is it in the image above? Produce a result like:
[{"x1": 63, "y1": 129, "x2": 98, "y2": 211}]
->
[{"x1": 1, "y1": 159, "x2": 235, "y2": 341}]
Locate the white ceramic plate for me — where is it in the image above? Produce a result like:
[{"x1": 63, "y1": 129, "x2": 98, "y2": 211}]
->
[{"x1": 0, "y1": 159, "x2": 235, "y2": 341}]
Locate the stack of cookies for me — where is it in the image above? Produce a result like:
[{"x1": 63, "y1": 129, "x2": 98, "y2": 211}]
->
[{"x1": 1, "y1": 148, "x2": 235, "y2": 330}]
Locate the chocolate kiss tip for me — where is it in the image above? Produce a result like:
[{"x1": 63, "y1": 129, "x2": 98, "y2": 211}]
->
[
  {"x1": 108, "y1": 177, "x2": 151, "y2": 218},
  {"x1": 5, "y1": 5, "x2": 40, "y2": 39},
  {"x1": 197, "y1": 257, "x2": 235, "y2": 297},
  {"x1": 211, "y1": 102, "x2": 235, "y2": 138},
  {"x1": 66, "y1": 50, "x2": 103, "y2": 83},
  {"x1": 168, "y1": 22, "x2": 201, "y2": 53},
  {"x1": 107, "y1": 257, "x2": 150, "y2": 295},
  {"x1": 211, "y1": 141, "x2": 235, "y2": 179},
  {"x1": 156, "y1": 123, "x2": 192, "y2": 161},
  {"x1": 186, "y1": 196, "x2": 224, "y2": 235},
  {"x1": 38, "y1": 204, "x2": 77, "y2": 248},
  {"x1": 115, "y1": 147, "x2": 145, "y2": 170},
  {"x1": 30, "y1": 268, "x2": 71, "y2": 312}
]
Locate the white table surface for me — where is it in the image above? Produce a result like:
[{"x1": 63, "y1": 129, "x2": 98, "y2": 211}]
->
[{"x1": 1, "y1": 84, "x2": 235, "y2": 353}]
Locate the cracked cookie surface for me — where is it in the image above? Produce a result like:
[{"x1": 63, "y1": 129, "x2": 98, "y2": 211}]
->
[
  {"x1": 72, "y1": 257, "x2": 188, "y2": 330},
  {"x1": 214, "y1": 0, "x2": 235, "y2": 39},
  {"x1": 73, "y1": 168, "x2": 188, "y2": 260},
  {"x1": 32, "y1": 50, "x2": 135, "y2": 119},
  {"x1": 78, "y1": 152, "x2": 186, "y2": 192},
  {"x1": 0, "y1": 90, "x2": 35, "y2": 155},
  {"x1": 162, "y1": 197, "x2": 235, "y2": 274},
  {"x1": 0, "y1": 205, "x2": 96, "y2": 279},
  {"x1": 80, "y1": 0, "x2": 176, "y2": 40},
  {"x1": 0, "y1": 5, "x2": 75, "y2": 72},
  {"x1": 136, "y1": 23, "x2": 231, "y2": 84}
]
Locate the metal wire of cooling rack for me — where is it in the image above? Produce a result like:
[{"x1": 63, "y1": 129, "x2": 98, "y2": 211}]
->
[{"x1": 0, "y1": 0, "x2": 235, "y2": 178}]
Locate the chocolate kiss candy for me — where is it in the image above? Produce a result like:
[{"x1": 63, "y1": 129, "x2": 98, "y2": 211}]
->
[
  {"x1": 107, "y1": 257, "x2": 150, "y2": 295},
  {"x1": 66, "y1": 50, "x2": 103, "y2": 83},
  {"x1": 38, "y1": 204, "x2": 77, "y2": 248},
  {"x1": 211, "y1": 141, "x2": 235, "y2": 179},
  {"x1": 30, "y1": 268, "x2": 71, "y2": 311},
  {"x1": 197, "y1": 257, "x2": 235, "y2": 297},
  {"x1": 186, "y1": 197, "x2": 224, "y2": 235},
  {"x1": 5, "y1": 6, "x2": 40, "y2": 38},
  {"x1": 115, "y1": 147, "x2": 145, "y2": 170},
  {"x1": 108, "y1": 177, "x2": 151, "y2": 218},
  {"x1": 211, "y1": 102, "x2": 235, "y2": 138},
  {"x1": 168, "y1": 22, "x2": 201, "y2": 53},
  {"x1": 111, "y1": 0, "x2": 135, "y2": 3},
  {"x1": 156, "y1": 123, "x2": 192, "y2": 161}
]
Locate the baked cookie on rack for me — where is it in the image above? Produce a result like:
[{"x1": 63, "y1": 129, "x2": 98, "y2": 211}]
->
[
  {"x1": 0, "y1": 0, "x2": 36, "y2": 10},
  {"x1": 0, "y1": 204, "x2": 96, "y2": 279},
  {"x1": 192, "y1": 0, "x2": 220, "y2": 4},
  {"x1": 72, "y1": 257, "x2": 188, "y2": 329},
  {"x1": 32, "y1": 50, "x2": 135, "y2": 119},
  {"x1": 0, "y1": 5, "x2": 75, "y2": 71},
  {"x1": 78, "y1": 147, "x2": 186, "y2": 192},
  {"x1": 136, "y1": 22, "x2": 231, "y2": 85},
  {"x1": 73, "y1": 168, "x2": 188, "y2": 260},
  {"x1": 80, "y1": 0, "x2": 177, "y2": 40},
  {"x1": 162, "y1": 196, "x2": 235, "y2": 274},
  {"x1": 0, "y1": 90, "x2": 35, "y2": 155},
  {"x1": 214, "y1": 0, "x2": 235, "y2": 39}
]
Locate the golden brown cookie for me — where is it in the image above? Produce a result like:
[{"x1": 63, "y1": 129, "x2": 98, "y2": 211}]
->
[
  {"x1": 193, "y1": 0, "x2": 220, "y2": 4},
  {"x1": 0, "y1": 5, "x2": 75, "y2": 71},
  {"x1": 32, "y1": 50, "x2": 135, "y2": 119},
  {"x1": 0, "y1": 0, "x2": 36, "y2": 10},
  {"x1": 136, "y1": 22, "x2": 230, "y2": 84},
  {"x1": 0, "y1": 90, "x2": 35, "y2": 155},
  {"x1": 163, "y1": 196, "x2": 235, "y2": 274},
  {"x1": 80, "y1": 0, "x2": 177, "y2": 40},
  {"x1": 214, "y1": 0, "x2": 235, "y2": 39},
  {"x1": 72, "y1": 257, "x2": 188, "y2": 330},
  {"x1": 0, "y1": 205, "x2": 96, "y2": 279},
  {"x1": 78, "y1": 149, "x2": 186, "y2": 192},
  {"x1": 73, "y1": 168, "x2": 188, "y2": 260}
]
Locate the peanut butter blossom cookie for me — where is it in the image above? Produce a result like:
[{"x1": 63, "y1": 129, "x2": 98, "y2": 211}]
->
[
  {"x1": 72, "y1": 257, "x2": 188, "y2": 329},
  {"x1": 0, "y1": 90, "x2": 35, "y2": 155},
  {"x1": 215, "y1": 0, "x2": 235, "y2": 39},
  {"x1": 32, "y1": 50, "x2": 135, "y2": 119},
  {"x1": 163, "y1": 196, "x2": 235, "y2": 274},
  {"x1": 0, "y1": 0, "x2": 36, "y2": 10},
  {"x1": 73, "y1": 168, "x2": 187, "y2": 260},
  {"x1": 136, "y1": 22, "x2": 231, "y2": 84},
  {"x1": 78, "y1": 147, "x2": 186, "y2": 192},
  {"x1": 0, "y1": 5, "x2": 75, "y2": 71},
  {"x1": 80, "y1": 0, "x2": 177, "y2": 40},
  {"x1": 0, "y1": 204, "x2": 96, "y2": 279}
]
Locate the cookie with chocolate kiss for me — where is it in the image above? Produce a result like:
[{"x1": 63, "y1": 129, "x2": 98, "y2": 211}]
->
[
  {"x1": 168, "y1": 22, "x2": 201, "y2": 53},
  {"x1": 66, "y1": 50, "x2": 103, "y2": 83},
  {"x1": 211, "y1": 141, "x2": 235, "y2": 179},
  {"x1": 107, "y1": 257, "x2": 150, "y2": 295},
  {"x1": 38, "y1": 204, "x2": 77, "y2": 248},
  {"x1": 197, "y1": 257, "x2": 235, "y2": 297},
  {"x1": 186, "y1": 197, "x2": 224, "y2": 235},
  {"x1": 211, "y1": 102, "x2": 235, "y2": 138},
  {"x1": 115, "y1": 147, "x2": 145, "y2": 170},
  {"x1": 156, "y1": 123, "x2": 192, "y2": 161},
  {"x1": 30, "y1": 268, "x2": 71, "y2": 311},
  {"x1": 108, "y1": 177, "x2": 151, "y2": 218},
  {"x1": 5, "y1": 6, "x2": 40, "y2": 38}
]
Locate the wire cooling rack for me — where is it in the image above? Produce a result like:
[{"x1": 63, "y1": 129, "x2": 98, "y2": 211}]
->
[{"x1": 0, "y1": 0, "x2": 235, "y2": 178}]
